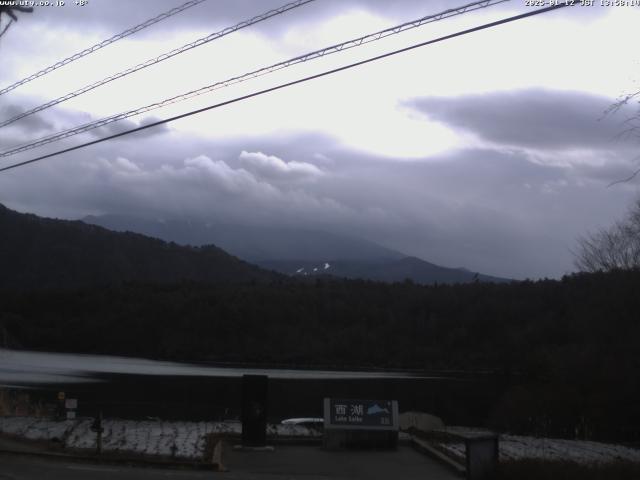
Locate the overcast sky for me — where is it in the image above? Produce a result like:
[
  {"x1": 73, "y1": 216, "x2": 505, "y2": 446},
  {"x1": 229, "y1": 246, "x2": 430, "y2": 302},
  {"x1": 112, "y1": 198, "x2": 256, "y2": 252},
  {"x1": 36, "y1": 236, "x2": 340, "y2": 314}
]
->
[{"x1": 1, "y1": 0, "x2": 639, "y2": 279}]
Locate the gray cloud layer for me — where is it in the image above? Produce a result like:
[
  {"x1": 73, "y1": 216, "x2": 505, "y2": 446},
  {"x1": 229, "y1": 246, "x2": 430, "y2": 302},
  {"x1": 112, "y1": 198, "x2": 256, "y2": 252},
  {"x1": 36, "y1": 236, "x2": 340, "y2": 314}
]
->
[
  {"x1": 0, "y1": 2, "x2": 635, "y2": 280},
  {"x1": 1, "y1": 118, "x2": 637, "y2": 280},
  {"x1": 23, "y1": 0, "x2": 607, "y2": 45},
  {"x1": 406, "y1": 89, "x2": 636, "y2": 151}
]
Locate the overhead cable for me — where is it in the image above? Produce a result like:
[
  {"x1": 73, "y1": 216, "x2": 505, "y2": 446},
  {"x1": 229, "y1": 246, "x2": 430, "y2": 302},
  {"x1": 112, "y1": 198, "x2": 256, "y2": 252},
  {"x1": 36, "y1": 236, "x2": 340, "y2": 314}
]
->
[
  {"x1": 0, "y1": 0, "x2": 209, "y2": 97},
  {"x1": 0, "y1": 3, "x2": 572, "y2": 174},
  {"x1": 0, "y1": 0, "x2": 508, "y2": 157},
  {"x1": 0, "y1": 0, "x2": 316, "y2": 128}
]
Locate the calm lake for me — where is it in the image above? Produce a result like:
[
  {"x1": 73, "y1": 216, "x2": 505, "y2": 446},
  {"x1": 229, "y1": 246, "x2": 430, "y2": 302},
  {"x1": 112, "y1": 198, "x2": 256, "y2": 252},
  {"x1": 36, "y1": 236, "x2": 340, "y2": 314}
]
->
[{"x1": 0, "y1": 348, "x2": 505, "y2": 425}]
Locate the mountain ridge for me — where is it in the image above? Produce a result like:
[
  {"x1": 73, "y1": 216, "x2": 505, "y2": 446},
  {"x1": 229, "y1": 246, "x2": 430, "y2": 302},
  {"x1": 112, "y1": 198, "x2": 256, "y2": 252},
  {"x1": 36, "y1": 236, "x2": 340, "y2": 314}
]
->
[
  {"x1": 258, "y1": 257, "x2": 511, "y2": 284},
  {"x1": 0, "y1": 204, "x2": 278, "y2": 289},
  {"x1": 82, "y1": 214, "x2": 404, "y2": 262},
  {"x1": 83, "y1": 213, "x2": 512, "y2": 284}
]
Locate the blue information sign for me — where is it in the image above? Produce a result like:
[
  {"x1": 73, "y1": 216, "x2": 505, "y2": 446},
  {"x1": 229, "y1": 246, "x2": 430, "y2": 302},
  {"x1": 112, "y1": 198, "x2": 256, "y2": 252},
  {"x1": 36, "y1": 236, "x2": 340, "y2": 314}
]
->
[{"x1": 324, "y1": 398, "x2": 398, "y2": 430}]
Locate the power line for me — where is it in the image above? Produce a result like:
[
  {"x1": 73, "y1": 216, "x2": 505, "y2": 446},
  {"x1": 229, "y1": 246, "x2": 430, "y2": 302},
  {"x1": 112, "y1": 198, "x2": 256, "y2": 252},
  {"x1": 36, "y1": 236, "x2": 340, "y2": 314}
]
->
[
  {"x1": 0, "y1": 3, "x2": 571, "y2": 174},
  {"x1": 0, "y1": 0, "x2": 209, "y2": 97},
  {"x1": 0, "y1": 0, "x2": 508, "y2": 158},
  {"x1": 0, "y1": 0, "x2": 316, "y2": 129}
]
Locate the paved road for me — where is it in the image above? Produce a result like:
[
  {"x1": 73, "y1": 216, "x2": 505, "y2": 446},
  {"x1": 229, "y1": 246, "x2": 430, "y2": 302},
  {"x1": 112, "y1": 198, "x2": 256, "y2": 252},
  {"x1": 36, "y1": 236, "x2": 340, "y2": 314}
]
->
[
  {"x1": 0, "y1": 454, "x2": 212, "y2": 480},
  {"x1": 1, "y1": 446, "x2": 459, "y2": 479}
]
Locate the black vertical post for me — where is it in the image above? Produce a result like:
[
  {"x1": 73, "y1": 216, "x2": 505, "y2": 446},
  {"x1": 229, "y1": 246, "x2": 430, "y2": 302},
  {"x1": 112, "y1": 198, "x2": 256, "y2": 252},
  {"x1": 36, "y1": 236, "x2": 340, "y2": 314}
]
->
[
  {"x1": 242, "y1": 374, "x2": 268, "y2": 447},
  {"x1": 56, "y1": 391, "x2": 65, "y2": 420},
  {"x1": 97, "y1": 410, "x2": 103, "y2": 454},
  {"x1": 466, "y1": 435, "x2": 499, "y2": 480},
  {"x1": 91, "y1": 410, "x2": 104, "y2": 455}
]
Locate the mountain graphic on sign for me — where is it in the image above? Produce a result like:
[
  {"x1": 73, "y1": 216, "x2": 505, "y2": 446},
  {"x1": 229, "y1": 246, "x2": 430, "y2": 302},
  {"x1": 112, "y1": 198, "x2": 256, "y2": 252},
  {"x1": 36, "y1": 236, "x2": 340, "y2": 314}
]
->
[{"x1": 367, "y1": 404, "x2": 390, "y2": 415}]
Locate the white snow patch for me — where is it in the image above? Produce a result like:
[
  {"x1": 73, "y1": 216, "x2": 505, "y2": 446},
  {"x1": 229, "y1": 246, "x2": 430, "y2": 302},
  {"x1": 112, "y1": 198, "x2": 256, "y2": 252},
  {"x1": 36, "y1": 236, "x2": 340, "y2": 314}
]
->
[
  {"x1": 0, "y1": 416, "x2": 76, "y2": 441},
  {"x1": 0, "y1": 416, "x2": 320, "y2": 460},
  {"x1": 324, "y1": 263, "x2": 330, "y2": 270},
  {"x1": 432, "y1": 427, "x2": 640, "y2": 466}
]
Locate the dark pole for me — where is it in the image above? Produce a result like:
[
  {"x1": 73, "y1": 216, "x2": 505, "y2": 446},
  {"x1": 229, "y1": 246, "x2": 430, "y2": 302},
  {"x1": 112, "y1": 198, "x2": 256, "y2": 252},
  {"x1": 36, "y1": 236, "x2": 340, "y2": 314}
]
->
[
  {"x1": 242, "y1": 375, "x2": 269, "y2": 447},
  {"x1": 91, "y1": 410, "x2": 104, "y2": 455},
  {"x1": 97, "y1": 410, "x2": 103, "y2": 454}
]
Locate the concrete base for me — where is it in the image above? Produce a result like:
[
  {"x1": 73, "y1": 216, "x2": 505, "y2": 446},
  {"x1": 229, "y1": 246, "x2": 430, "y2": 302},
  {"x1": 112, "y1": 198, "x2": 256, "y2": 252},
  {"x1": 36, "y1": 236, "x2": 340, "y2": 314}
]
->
[
  {"x1": 323, "y1": 430, "x2": 398, "y2": 450},
  {"x1": 233, "y1": 445, "x2": 275, "y2": 452}
]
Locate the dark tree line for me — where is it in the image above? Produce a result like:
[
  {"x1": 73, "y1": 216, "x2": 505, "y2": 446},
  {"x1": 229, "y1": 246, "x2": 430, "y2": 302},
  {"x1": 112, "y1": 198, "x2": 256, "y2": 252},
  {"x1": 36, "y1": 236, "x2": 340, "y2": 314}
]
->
[{"x1": 0, "y1": 203, "x2": 278, "y2": 289}]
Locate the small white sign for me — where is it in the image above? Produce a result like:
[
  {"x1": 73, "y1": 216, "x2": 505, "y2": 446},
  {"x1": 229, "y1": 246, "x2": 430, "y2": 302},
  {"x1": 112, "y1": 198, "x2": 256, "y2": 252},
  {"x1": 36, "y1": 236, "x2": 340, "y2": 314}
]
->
[{"x1": 65, "y1": 398, "x2": 78, "y2": 410}]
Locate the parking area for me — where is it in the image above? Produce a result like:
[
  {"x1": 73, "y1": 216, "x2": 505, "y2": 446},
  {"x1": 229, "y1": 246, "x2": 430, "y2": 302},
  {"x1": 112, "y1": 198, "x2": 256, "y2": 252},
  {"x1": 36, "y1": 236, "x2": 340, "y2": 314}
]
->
[{"x1": 223, "y1": 445, "x2": 459, "y2": 480}]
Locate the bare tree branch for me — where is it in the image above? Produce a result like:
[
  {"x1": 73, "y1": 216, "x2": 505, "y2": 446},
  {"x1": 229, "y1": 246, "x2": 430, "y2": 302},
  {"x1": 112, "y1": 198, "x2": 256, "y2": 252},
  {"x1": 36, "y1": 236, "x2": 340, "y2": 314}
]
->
[
  {"x1": 608, "y1": 167, "x2": 640, "y2": 188},
  {"x1": 0, "y1": 19, "x2": 12, "y2": 39},
  {"x1": 604, "y1": 90, "x2": 640, "y2": 117},
  {"x1": 602, "y1": 85, "x2": 640, "y2": 186},
  {"x1": 574, "y1": 197, "x2": 640, "y2": 272}
]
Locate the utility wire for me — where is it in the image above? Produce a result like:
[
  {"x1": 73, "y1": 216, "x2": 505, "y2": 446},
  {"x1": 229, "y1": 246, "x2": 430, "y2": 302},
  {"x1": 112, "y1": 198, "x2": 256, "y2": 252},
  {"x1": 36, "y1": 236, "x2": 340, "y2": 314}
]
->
[
  {"x1": 0, "y1": 0, "x2": 316, "y2": 129},
  {"x1": 0, "y1": 0, "x2": 508, "y2": 158},
  {"x1": 0, "y1": 3, "x2": 571, "y2": 174},
  {"x1": 0, "y1": 0, "x2": 209, "y2": 97}
]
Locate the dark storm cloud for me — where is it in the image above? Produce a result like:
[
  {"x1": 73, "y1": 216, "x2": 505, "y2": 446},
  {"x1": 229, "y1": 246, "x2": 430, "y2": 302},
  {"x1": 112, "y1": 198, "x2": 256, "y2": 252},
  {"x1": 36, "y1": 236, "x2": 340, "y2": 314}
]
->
[
  {"x1": 0, "y1": 103, "x2": 54, "y2": 134},
  {"x1": 87, "y1": 116, "x2": 170, "y2": 140},
  {"x1": 0, "y1": 100, "x2": 76, "y2": 154},
  {"x1": 572, "y1": 154, "x2": 640, "y2": 186},
  {"x1": 323, "y1": 146, "x2": 634, "y2": 279},
  {"x1": 406, "y1": 89, "x2": 637, "y2": 151},
  {"x1": 0, "y1": 0, "x2": 635, "y2": 283},
  {"x1": 1, "y1": 125, "x2": 635, "y2": 280}
]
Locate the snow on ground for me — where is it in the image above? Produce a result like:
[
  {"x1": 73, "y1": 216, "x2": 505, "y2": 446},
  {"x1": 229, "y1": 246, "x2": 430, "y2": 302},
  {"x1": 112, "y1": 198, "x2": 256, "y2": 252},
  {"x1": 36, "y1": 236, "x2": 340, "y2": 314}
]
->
[
  {"x1": 498, "y1": 434, "x2": 640, "y2": 464},
  {"x1": 0, "y1": 417, "x2": 77, "y2": 442},
  {"x1": 0, "y1": 416, "x2": 320, "y2": 460},
  {"x1": 5, "y1": 416, "x2": 637, "y2": 466},
  {"x1": 433, "y1": 427, "x2": 640, "y2": 465}
]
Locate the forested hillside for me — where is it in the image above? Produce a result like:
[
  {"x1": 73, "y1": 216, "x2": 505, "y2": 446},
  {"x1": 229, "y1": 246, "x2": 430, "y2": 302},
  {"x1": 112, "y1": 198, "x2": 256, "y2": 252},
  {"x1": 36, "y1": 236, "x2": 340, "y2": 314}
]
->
[
  {"x1": 2, "y1": 269, "x2": 639, "y2": 441},
  {"x1": 2, "y1": 203, "x2": 639, "y2": 441},
  {"x1": 0, "y1": 204, "x2": 277, "y2": 288}
]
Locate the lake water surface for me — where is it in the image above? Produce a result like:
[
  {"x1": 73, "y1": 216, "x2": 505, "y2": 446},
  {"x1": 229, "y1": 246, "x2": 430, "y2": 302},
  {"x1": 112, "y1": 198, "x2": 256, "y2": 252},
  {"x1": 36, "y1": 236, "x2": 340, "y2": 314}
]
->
[
  {"x1": 0, "y1": 348, "x2": 444, "y2": 384},
  {"x1": 0, "y1": 348, "x2": 504, "y2": 425}
]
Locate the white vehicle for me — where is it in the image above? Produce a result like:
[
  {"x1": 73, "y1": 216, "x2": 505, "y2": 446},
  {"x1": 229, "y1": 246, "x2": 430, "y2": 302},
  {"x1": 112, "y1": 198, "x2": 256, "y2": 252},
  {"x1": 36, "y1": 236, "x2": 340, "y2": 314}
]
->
[{"x1": 281, "y1": 417, "x2": 324, "y2": 429}]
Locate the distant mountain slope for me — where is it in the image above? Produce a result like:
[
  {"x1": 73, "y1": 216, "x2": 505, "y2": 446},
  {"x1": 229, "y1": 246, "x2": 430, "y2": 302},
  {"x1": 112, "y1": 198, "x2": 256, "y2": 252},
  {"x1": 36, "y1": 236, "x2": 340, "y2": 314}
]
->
[
  {"x1": 0, "y1": 204, "x2": 277, "y2": 289},
  {"x1": 83, "y1": 214, "x2": 511, "y2": 285},
  {"x1": 258, "y1": 257, "x2": 511, "y2": 284},
  {"x1": 82, "y1": 214, "x2": 404, "y2": 262}
]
